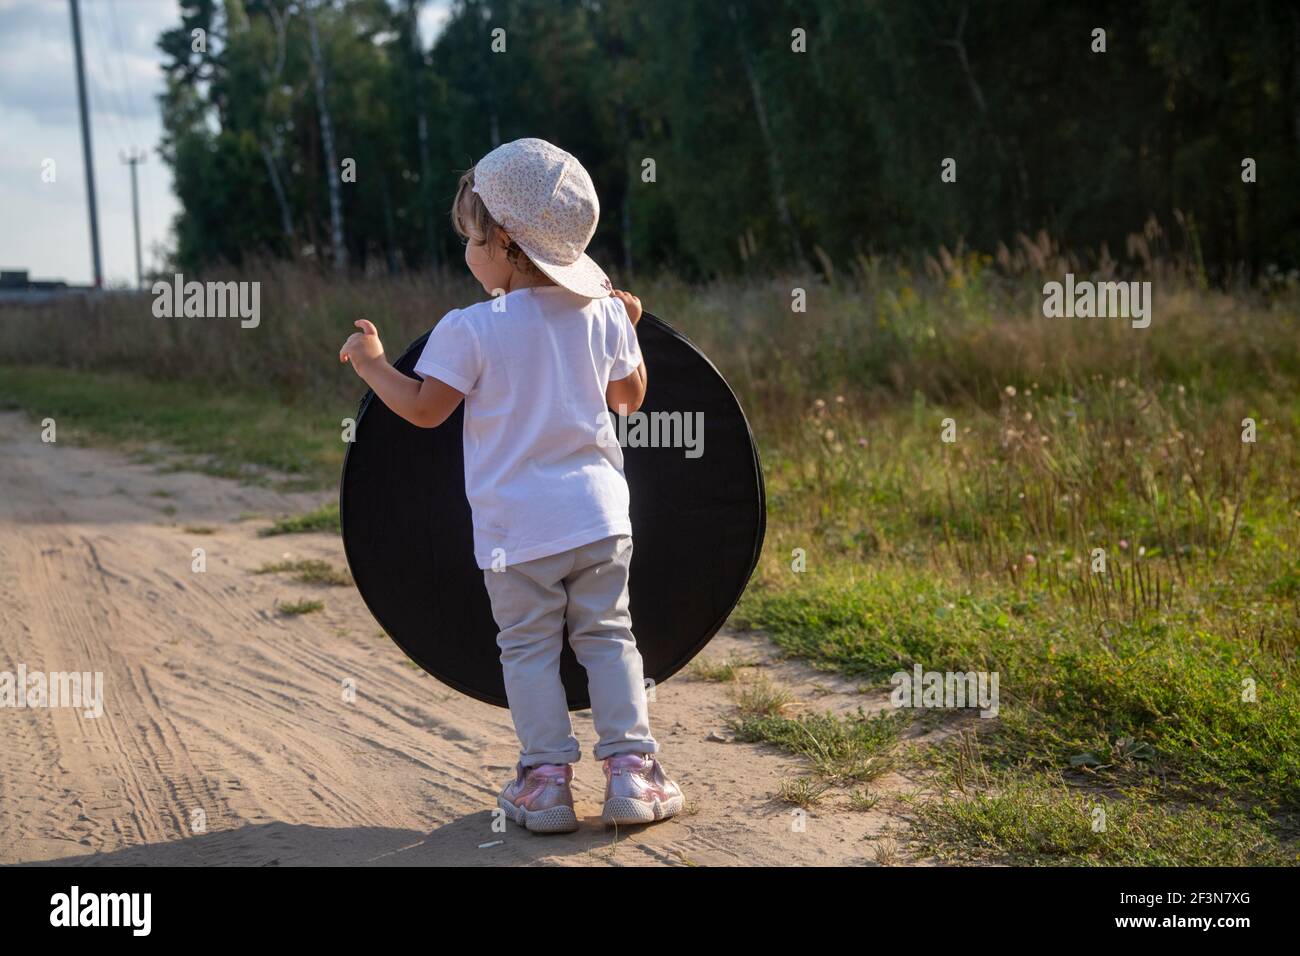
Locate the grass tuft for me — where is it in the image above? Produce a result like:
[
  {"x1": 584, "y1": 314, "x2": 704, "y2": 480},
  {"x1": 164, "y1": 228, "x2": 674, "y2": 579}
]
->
[
  {"x1": 278, "y1": 599, "x2": 325, "y2": 616},
  {"x1": 254, "y1": 558, "x2": 352, "y2": 586},
  {"x1": 260, "y1": 503, "x2": 341, "y2": 537}
]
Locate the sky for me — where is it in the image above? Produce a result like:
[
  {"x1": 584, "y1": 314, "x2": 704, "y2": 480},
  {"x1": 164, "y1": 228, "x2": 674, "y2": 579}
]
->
[{"x1": 0, "y1": 0, "x2": 450, "y2": 288}]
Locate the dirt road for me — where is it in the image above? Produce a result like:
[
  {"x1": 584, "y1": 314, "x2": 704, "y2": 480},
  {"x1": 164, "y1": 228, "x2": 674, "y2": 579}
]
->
[{"x1": 0, "y1": 411, "x2": 911, "y2": 866}]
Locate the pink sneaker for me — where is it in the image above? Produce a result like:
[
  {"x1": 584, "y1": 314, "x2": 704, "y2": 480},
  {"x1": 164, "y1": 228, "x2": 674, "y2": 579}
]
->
[
  {"x1": 601, "y1": 754, "x2": 684, "y2": 826},
  {"x1": 498, "y1": 762, "x2": 578, "y2": 833}
]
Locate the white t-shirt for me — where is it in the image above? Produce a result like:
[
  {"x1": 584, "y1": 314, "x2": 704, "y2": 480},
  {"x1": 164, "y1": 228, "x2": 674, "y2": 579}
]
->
[{"x1": 413, "y1": 286, "x2": 643, "y2": 570}]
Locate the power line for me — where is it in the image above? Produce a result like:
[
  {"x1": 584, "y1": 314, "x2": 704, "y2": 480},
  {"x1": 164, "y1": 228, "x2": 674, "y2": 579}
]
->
[
  {"x1": 102, "y1": 0, "x2": 147, "y2": 146},
  {"x1": 83, "y1": 0, "x2": 137, "y2": 151},
  {"x1": 85, "y1": 0, "x2": 160, "y2": 283}
]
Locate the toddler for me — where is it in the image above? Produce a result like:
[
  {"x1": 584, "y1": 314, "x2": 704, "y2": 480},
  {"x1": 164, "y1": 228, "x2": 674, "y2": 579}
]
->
[{"x1": 339, "y1": 138, "x2": 682, "y2": 833}]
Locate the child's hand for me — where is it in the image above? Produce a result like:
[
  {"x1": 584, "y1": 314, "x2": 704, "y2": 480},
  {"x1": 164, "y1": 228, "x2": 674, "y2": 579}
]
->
[
  {"x1": 339, "y1": 319, "x2": 385, "y2": 373},
  {"x1": 611, "y1": 289, "x2": 642, "y2": 326}
]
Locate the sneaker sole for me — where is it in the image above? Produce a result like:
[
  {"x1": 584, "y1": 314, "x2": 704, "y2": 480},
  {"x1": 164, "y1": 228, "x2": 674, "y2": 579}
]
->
[
  {"x1": 601, "y1": 794, "x2": 684, "y2": 827},
  {"x1": 497, "y1": 795, "x2": 579, "y2": 834}
]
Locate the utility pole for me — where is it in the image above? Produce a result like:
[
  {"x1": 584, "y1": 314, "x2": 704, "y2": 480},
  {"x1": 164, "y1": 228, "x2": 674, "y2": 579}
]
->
[
  {"x1": 68, "y1": 0, "x2": 103, "y2": 288},
  {"x1": 121, "y1": 149, "x2": 146, "y2": 288}
]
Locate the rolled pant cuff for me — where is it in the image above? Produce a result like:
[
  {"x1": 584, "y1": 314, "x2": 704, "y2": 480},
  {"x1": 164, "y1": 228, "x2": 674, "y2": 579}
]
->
[
  {"x1": 593, "y1": 740, "x2": 659, "y2": 760},
  {"x1": 521, "y1": 750, "x2": 581, "y2": 767}
]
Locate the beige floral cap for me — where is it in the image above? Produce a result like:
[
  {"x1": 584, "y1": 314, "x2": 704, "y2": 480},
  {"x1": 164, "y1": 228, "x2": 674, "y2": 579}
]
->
[{"x1": 471, "y1": 138, "x2": 613, "y2": 299}]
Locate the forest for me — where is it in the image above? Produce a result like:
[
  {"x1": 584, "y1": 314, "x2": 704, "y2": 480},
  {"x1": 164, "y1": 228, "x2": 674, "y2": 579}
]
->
[{"x1": 157, "y1": 0, "x2": 1300, "y2": 281}]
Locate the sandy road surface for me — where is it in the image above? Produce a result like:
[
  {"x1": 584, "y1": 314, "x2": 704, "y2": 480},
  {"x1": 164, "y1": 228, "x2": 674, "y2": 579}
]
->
[{"x1": 0, "y1": 411, "x2": 917, "y2": 866}]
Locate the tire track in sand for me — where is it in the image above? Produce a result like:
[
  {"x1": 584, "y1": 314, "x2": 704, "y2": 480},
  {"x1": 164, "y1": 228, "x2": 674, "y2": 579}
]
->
[{"x1": 0, "y1": 411, "x2": 919, "y2": 866}]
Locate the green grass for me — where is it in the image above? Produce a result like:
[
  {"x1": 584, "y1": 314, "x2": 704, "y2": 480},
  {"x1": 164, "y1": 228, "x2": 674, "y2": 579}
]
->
[
  {"x1": 734, "y1": 708, "x2": 908, "y2": 784},
  {"x1": 704, "y1": 272, "x2": 1300, "y2": 862},
  {"x1": 733, "y1": 674, "x2": 795, "y2": 719},
  {"x1": 848, "y1": 788, "x2": 881, "y2": 812},
  {"x1": 254, "y1": 558, "x2": 353, "y2": 586},
  {"x1": 0, "y1": 365, "x2": 347, "y2": 488},
  {"x1": 910, "y1": 771, "x2": 1294, "y2": 866},
  {"x1": 735, "y1": 565, "x2": 1300, "y2": 847},
  {"x1": 686, "y1": 657, "x2": 760, "y2": 683},
  {"x1": 777, "y1": 777, "x2": 832, "y2": 808},
  {"x1": 259, "y1": 502, "x2": 341, "y2": 536},
  {"x1": 277, "y1": 598, "x2": 325, "y2": 616}
]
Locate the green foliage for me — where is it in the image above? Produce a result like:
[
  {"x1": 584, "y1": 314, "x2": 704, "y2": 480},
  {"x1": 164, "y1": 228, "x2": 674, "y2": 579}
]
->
[
  {"x1": 156, "y1": 0, "x2": 1300, "y2": 278},
  {"x1": 0, "y1": 365, "x2": 343, "y2": 484},
  {"x1": 911, "y1": 772, "x2": 1292, "y2": 866},
  {"x1": 254, "y1": 558, "x2": 353, "y2": 585},
  {"x1": 735, "y1": 708, "x2": 907, "y2": 784},
  {"x1": 259, "y1": 502, "x2": 342, "y2": 536},
  {"x1": 277, "y1": 598, "x2": 326, "y2": 615}
]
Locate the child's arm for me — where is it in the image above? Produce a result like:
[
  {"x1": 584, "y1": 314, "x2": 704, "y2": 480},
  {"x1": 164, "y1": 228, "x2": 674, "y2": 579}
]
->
[
  {"x1": 606, "y1": 290, "x2": 647, "y2": 415},
  {"x1": 339, "y1": 320, "x2": 465, "y2": 428}
]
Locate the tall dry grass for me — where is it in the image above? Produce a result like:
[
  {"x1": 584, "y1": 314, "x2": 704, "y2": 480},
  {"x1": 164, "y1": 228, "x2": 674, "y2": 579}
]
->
[{"x1": 4, "y1": 239, "x2": 1297, "y2": 451}]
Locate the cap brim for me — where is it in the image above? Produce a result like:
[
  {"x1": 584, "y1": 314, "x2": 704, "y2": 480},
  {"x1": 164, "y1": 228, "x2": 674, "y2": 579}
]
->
[{"x1": 525, "y1": 249, "x2": 613, "y2": 299}]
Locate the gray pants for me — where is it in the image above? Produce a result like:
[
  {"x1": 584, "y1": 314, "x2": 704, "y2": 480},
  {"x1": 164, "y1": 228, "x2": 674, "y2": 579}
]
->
[{"x1": 482, "y1": 534, "x2": 657, "y2": 767}]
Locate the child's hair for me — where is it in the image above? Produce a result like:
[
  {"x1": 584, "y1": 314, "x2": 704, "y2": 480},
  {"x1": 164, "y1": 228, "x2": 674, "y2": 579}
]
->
[{"x1": 451, "y1": 167, "x2": 542, "y2": 275}]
